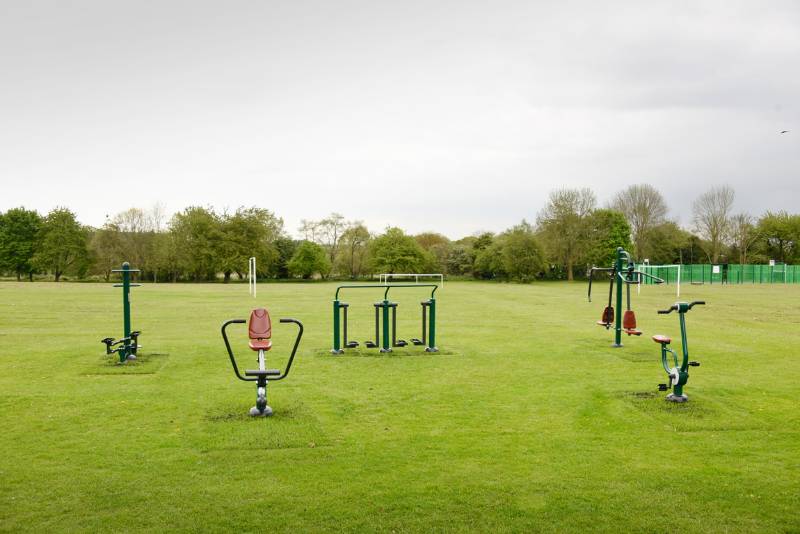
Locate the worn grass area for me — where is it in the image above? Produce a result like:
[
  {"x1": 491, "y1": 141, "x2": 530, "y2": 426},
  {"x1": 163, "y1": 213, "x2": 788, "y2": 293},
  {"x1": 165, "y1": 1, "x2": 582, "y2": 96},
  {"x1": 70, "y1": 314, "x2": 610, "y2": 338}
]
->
[{"x1": 0, "y1": 281, "x2": 798, "y2": 532}]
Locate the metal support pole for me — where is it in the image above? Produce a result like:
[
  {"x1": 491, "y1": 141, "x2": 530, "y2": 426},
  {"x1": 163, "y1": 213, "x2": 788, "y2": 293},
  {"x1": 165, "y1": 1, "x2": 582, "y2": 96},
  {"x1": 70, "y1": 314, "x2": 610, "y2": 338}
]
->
[
  {"x1": 426, "y1": 297, "x2": 438, "y2": 352},
  {"x1": 331, "y1": 300, "x2": 343, "y2": 354},
  {"x1": 421, "y1": 300, "x2": 428, "y2": 344},
  {"x1": 380, "y1": 300, "x2": 391, "y2": 352},
  {"x1": 613, "y1": 248, "x2": 624, "y2": 347},
  {"x1": 122, "y1": 262, "x2": 132, "y2": 358},
  {"x1": 343, "y1": 303, "x2": 349, "y2": 347},
  {"x1": 374, "y1": 304, "x2": 380, "y2": 346},
  {"x1": 391, "y1": 304, "x2": 397, "y2": 346}
]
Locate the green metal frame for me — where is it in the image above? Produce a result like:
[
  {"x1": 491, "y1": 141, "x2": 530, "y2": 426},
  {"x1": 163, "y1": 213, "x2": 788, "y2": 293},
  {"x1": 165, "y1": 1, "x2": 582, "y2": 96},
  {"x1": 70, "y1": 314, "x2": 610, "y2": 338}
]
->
[
  {"x1": 101, "y1": 262, "x2": 142, "y2": 363},
  {"x1": 332, "y1": 284, "x2": 439, "y2": 354},
  {"x1": 589, "y1": 247, "x2": 664, "y2": 348},
  {"x1": 656, "y1": 301, "x2": 704, "y2": 401}
]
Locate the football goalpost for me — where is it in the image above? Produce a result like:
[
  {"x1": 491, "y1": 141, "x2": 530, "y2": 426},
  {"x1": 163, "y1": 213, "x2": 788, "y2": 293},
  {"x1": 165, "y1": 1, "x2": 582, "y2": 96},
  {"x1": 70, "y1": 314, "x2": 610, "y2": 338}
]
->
[
  {"x1": 638, "y1": 264, "x2": 681, "y2": 298},
  {"x1": 248, "y1": 257, "x2": 256, "y2": 298},
  {"x1": 377, "y1": 273, "x2": 444, "y2": 287}
]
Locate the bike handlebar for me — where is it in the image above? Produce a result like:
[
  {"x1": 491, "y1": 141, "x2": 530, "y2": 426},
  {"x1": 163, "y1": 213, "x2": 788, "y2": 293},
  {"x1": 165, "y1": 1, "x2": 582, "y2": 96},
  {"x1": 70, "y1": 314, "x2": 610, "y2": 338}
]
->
[
  {"x1": 220, "y1": 317, "x2": 303, "y2": 382},
  {"x1": 658, "y1": 301, "x2": 706, "y2": 314}
]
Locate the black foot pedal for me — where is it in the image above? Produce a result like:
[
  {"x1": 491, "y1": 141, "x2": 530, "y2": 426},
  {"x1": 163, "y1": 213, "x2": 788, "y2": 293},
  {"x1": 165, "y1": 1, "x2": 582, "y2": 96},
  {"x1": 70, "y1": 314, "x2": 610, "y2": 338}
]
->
[
  {"x1": 689, "y1": 361, "x2": 700, "y2": 367},
  {"x1": 394, "y1": 340, "x2": 408, "y2": 347},
  {"x1": 658, "y1": 384, "x2": 669, "y2": 391},
  {"x1": 345, "y1": 341, "x2": 359, "y2": 348},
  {"x1": 365, "y1": 341, "x2": 377, "y2": 348},
  {"x1": 410, "y1": 338, "x2": 424, "y2": 346}
]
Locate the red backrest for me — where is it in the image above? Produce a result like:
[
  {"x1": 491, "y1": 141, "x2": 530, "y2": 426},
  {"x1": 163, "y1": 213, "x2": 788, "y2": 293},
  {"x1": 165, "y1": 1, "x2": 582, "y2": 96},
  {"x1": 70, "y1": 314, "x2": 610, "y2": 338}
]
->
[
  {"x1": 623, "y1": 310, "x2": 637, "y2": 330},
  {"x1": 248, "y1": 308, "x2": 272, "y2": 340}
]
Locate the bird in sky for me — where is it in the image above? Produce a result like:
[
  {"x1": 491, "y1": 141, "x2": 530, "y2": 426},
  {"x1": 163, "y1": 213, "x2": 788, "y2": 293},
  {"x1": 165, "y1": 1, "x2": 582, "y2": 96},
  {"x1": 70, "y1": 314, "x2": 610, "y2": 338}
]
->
[{"x1": 780, "y1": 130, "x2": 789, "y2": 133}]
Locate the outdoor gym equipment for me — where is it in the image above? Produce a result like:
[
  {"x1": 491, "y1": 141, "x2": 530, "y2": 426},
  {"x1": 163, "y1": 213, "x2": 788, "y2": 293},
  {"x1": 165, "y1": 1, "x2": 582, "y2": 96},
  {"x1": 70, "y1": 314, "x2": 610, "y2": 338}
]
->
[
  {"x1": 653, "y1": 301, "x2": 705, "y2": 402},
  {"x1": 221, "y1": 307, "x2": 303, "y2": 416},
  {"x1": 331, "y1": 284, "x2": 439, "y2": 354},
  {"x1": 101, "y1": 262, "x2": 142, "y2": 363},
  {"x1": 588, "y1": 247, "x2": 664, "y2": 347}
]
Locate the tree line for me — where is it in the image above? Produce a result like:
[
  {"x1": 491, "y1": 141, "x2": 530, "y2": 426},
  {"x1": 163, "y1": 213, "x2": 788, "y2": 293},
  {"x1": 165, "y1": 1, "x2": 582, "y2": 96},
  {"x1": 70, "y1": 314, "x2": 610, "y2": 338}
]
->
[{"x1": 1, "y1": 184, "x2": 798, "y2": 283}]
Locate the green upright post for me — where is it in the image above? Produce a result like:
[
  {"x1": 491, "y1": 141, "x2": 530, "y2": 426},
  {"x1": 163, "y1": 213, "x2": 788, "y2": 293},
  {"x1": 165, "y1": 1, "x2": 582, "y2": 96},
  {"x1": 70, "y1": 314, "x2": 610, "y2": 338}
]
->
[
  {"x1": 426, "y1": 297, "x2": 438, "y2": 352},
  {"x1": 331, "y1": 299, "x2": 343, "y2": 354},
  {"x1": 613, "y1": 247, "x2": 624, "y2": 347},
  {"x1": 380, "y1": 300, "x2": 391, "y2": 353},
  {"x1": 121, "y1": 262, "x2": 132, "y2": 358}
]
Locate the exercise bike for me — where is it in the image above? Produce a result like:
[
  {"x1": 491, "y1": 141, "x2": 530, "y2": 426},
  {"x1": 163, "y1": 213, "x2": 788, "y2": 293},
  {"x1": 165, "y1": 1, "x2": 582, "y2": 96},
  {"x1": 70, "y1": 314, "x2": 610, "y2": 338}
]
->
[
  {"x1": 221, "y1": 307, "x2": 303, "y2": 416},
  {"x1": 653, "y1": 301, "x2": 705, "y2": 402}
]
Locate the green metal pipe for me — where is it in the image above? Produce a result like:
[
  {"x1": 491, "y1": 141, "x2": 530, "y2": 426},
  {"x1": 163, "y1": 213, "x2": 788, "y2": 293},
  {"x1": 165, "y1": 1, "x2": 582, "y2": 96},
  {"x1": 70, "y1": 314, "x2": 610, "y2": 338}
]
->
[
  {"x1": 380, "y1": 300, "x2": 391, "y2": 352},
  {"x1": 331, "y1": 299, "x2": 342, "y2": 353},
  {"x1": 426, "y1": 297, "x2": 438, "y2": 352},
  {"x1": 335, "y1": 284, "x2": 438, "y2": 300},
  {"x1": 613, "y1": 248, "x2": 624, "y2": 347}
]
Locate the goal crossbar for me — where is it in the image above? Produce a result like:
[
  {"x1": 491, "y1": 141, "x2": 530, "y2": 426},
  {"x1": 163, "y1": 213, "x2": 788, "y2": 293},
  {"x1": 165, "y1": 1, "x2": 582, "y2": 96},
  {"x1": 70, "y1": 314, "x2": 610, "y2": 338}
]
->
[
  {"x1": 377, "y1": 273, "x2": 444, "y2": 287},
  {"x1": 638, "y1": 264, "x2": 681, "y2": 298}
]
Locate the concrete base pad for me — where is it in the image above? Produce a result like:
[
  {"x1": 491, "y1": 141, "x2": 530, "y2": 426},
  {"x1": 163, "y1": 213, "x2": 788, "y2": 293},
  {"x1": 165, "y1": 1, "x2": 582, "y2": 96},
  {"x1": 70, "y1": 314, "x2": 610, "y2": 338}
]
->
[
  {"x1": 250, "y1": 405, "x2": 273, "y2": 417},
  {"x1": 666, "y1": 393, "x2": 688, "y2": 403}
]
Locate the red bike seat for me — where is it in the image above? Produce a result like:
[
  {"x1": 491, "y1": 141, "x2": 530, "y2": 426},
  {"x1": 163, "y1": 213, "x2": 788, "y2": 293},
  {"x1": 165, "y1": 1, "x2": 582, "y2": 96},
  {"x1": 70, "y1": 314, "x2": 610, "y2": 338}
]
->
[
  {"x1": 248, "y1": 308, "x2": 272, "y2": 351},
  {"x1": 652, "y1": 334, "x2": 671, "y2": 345}
]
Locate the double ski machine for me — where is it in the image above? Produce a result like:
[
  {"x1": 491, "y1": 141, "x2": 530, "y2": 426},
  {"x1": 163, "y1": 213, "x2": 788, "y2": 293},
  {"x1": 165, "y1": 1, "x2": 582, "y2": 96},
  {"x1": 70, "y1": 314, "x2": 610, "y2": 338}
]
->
[
  {"x1": 331, "y1": 284, "x2": 439, "y2": 354},
  {"x1": 588, "y1": 247, "x2": 664, "y2": 347},
  {"x1": 101, "y1": 262, "x2": 142, "y2": 363}
]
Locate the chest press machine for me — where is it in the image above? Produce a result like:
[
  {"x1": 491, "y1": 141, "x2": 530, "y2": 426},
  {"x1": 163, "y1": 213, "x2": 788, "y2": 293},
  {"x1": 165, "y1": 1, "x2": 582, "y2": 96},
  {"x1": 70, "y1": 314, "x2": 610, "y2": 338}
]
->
[{"x1": 221, "y1": 307, "x2": 304, "y2": 416}]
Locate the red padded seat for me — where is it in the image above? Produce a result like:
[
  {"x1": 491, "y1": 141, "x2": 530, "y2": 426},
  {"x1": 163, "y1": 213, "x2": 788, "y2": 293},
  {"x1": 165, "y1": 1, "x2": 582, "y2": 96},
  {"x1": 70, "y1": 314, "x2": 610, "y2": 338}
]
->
[
  {"x1": 622, "y1": 310, "x2": 637, "y2": 330},
  {"x1": 624, "y1": 328, "x2": 642, "y2": 336},
  {"x1": 652, "y1": 334, "x2": 671, "y2": 344},
  {"x1": 248, "y1": 308, "x2": 272, "y2": 351},
  {"x1": 597, "y1": 320, "x2": 611, "y2": 327}
]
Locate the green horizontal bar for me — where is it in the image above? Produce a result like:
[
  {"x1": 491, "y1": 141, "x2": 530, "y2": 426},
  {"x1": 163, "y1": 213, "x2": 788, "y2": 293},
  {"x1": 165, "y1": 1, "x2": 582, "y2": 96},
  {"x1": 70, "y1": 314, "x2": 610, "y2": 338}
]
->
[{"x1": 336, "y1": 284, "x2": 438, "y2": 300}]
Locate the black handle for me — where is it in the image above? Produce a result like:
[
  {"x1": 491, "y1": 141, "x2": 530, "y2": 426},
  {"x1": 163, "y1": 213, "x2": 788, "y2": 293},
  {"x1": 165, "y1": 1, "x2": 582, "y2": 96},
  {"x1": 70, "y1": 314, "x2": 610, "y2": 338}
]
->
[
  {"x1": 688, "y1": 301, "x2": 706, "y2": 309},
  {"x1": 658, "y1": 305, "x2": 678, "y2": 315},
  {"x1": 221, "y1": 319, "x2": 252, "y2": 382},
  {"x1": 273, "y1": 318, "x2": 304, "y2": 380}
]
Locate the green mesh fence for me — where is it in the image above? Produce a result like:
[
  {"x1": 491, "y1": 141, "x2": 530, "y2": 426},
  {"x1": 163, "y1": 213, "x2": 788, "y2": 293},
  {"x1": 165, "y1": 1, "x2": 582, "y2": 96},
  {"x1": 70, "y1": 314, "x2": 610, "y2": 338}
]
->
[{"x1": 639, "y1": 264, "x2": 798, "y2": 285}]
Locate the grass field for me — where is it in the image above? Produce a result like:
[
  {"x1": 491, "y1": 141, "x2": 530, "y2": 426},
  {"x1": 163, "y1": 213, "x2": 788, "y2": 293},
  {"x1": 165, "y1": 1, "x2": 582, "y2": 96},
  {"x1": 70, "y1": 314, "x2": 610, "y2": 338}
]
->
[{"x1": 1, "y1": 280, "x2": 798, "y2": 532}]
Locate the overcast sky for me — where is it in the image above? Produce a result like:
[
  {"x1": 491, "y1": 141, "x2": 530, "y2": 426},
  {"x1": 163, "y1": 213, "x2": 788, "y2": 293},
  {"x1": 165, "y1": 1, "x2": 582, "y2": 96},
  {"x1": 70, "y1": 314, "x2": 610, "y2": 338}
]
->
[{"x1": 1, "y1": 1, "x2": 797, "y2": 238}]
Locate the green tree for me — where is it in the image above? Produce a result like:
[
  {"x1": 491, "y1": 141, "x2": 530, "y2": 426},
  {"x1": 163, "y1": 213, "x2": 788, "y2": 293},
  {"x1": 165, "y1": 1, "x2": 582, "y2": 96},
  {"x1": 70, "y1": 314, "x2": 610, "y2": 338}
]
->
[
  {"x1": 273, "y1": 237, "x2": 299, "y2": 279},
  {"x1": 585, "y1": 209, "x2": 633, "y2": 269},
  {"x1": 646, "y1": 222, "x2": 691, "y2": 265},
  {"x1": 500, "y1": 221, "x2": 546, "y2": 282},
  {"x1": 757, "y1": 211, "x2": 799, "y2": 263},
  {"x1": 0, "y1": 207, "x2": 42, "y2": 281},
  {"x1": 32, "y1": 207, "x2": 90, "y2": 281},
  {"x1": 446, "y1": 244, "x2": 473, "y2": 276},
  {"x1": 89, "y1": 224, "x2": 125, "y2": 281},
  {"x1": 415, "y1": 232, "x2": 451, "y2": 273},
  {"x1": 536, "y1": 188, "x2": 596, "y2": 280},
  {"x1": 368, "y1": 227, "x2": 428, "y2": 273},
  {"x1": 169, "y1": 207, "x2": 222, "y2": 281},
  {"x1": 473, "y1": 240, "x2": 506, "y2": 279},
  {"x1": 334, "y1": 224, "x2": 371, "y2": 278},
  {"x1": 218, "y1": 207, "x2": 283, "y2": 282},
  {"x1": 288, "y1": 240, "x2": 331, "y2": 279}
]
